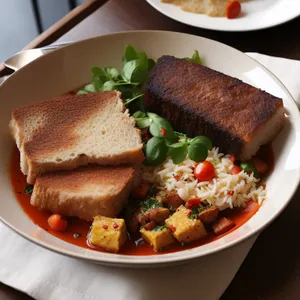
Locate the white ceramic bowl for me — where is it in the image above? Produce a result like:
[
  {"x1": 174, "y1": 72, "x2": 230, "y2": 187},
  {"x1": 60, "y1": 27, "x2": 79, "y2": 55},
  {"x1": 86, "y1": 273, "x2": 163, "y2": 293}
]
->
[{"x1": 0, "y1": 31, "x2": 299, "y2": 267}]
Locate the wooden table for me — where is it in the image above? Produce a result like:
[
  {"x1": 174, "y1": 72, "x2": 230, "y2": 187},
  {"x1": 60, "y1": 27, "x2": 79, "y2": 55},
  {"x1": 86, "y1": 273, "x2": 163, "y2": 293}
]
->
[{"x1": 1, "y1": 1, "x2": 300, "y2": 299}]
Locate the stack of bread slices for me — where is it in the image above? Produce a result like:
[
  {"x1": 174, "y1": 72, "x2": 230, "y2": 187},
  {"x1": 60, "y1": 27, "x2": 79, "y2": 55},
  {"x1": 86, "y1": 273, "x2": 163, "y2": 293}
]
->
[{"x1": 9, "y1": 91, "x2": 144, "y2": 221}]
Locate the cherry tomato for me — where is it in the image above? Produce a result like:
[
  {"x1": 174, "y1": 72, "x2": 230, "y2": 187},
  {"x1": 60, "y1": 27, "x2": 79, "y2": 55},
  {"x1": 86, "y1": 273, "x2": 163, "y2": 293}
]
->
[
  {"x1": 252, "y1": 158, "x2": 269, "y2": 174},
  {"x1": 48, "y1": 214, "x2": 68, "y2": 232},
  {"x1": 231, "y1": 165, "x2": 241, "y2": 175},
  {"x1": 132, "y1": 183, "x2": 149, "y2": 200},
  {"x1": 229, "y1": 155, "x2": 235, "y2": 163},
  {"x1": 186, "y1": 198, "x2": 201, "y2": 209},
  {"x1": 226, "y1": 1, "x2": 241, "y2": 19},
  {"x1": 194, "y1": 161, "x2": 215, "y2": 181}
]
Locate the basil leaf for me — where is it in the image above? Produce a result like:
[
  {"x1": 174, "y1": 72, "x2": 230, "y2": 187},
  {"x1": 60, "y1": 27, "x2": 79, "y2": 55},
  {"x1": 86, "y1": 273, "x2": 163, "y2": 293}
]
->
[
  {"x1": 83, "y1": 83, "x2": 97, "y2": 93},
  {"x1": 185, "y1": 50, "x2": 202, "y2": 65},
  {"x1": 77, "y1": 90, "x2": 88, "y2": 95},
  {"x1": 188, "y1": 142, "x2": 208, "y2": 162},
  {"x1": 169, "y1": 143, "x2": 188, "y2": 164},
  {"x1": 148, "y1": 58, "x2": 156, "y2": 71},
  {"x1": 191, "y1": 136, "x2": 212, "y2": 150},
  {"x1": 133, "y1": 111, "x2": 147, "y2": 119},
  {"x1": 102, "y1": 80, "x2": 116, "y2": 91},
  {"x1": 92, "y1": 74, "x2": 102, "y2": 91},
  {"x1": 144, "y1": 136, "x2": 168, "y2": 166},
  {"x1": 104, "y1": 67, "x2": 120, "y2": 80},
  {"x1": 147, "y1": 113, "x2": 175, "y2": 141},
  {"x1": 135, "y1": 117, "x2": 151, "y2": 129},
  {"x1": 92, "y1": 67, "x2": 110, "y2": 82},
  {"x1": 122, "y1": 59, "x2": 140, "y2": 82},
  {"x1": 124, "y1": 44, "x2": 138, "y2": 63}
]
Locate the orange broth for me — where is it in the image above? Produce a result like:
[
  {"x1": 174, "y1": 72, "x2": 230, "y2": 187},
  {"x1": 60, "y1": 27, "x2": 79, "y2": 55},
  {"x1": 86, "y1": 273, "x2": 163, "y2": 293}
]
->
[{"x1": 9, "y1": 144, "x2": 273, "y2": 255}]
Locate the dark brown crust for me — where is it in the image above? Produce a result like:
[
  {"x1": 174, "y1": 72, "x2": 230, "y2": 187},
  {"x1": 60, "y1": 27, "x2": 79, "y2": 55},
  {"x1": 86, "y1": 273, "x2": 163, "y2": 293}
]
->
[
  {"x1": 35, "y1": 165, "x2": 135, "y2": 192},
  {"x1": 12, "y1": 91, "x2": 120, "y2": 159},
  {"x1": 144, "y1": 56, "x2": 283, "y2": 157}
]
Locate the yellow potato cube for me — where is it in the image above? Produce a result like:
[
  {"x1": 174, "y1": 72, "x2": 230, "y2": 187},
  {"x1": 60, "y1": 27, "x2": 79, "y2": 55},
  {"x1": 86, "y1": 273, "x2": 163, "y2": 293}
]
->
[
  {"x1": 165, "y1": 205, "x2": 207, "y2": 243},
  {"x1": 89, "y1": 216, "x2": 127, "y2": 252},
  {"x1": 140, "y1": 227, "x2": 175, "y2": 252}
]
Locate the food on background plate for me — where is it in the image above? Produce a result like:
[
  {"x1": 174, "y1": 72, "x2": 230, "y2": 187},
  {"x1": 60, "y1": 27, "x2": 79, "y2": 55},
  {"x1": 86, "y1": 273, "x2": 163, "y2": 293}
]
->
[
  {"x1": 161, "y1": 0, "x2": 245, "y2": 19},
  {"x1": 9, "y1": 91, "x2": 143, "y2": 184},
  {"x1": 144, "y1": 55, "x2": 284, "y2": 161},
  {"x1": 10, "y1": 44, "x2": 282, "y2": 254},
  {"x1": 31, "y1": 166, "x2": 135, "y2": 221}
]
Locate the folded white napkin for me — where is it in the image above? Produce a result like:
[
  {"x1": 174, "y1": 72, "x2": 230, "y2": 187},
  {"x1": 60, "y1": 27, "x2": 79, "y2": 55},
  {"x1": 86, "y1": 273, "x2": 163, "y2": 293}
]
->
[{"x1": 1, "y1": 53, "x2": 299, "y2": 300}]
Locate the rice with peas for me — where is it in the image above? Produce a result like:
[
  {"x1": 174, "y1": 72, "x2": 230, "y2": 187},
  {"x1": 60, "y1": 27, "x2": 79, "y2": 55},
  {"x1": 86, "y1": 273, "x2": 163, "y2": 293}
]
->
[{"x1": 142, "y1": 147, "x2": 266, "y2": 211}]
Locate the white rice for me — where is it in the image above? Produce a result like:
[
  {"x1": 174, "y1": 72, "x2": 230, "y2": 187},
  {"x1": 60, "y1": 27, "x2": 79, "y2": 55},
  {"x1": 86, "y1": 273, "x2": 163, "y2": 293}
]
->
[{"x1": 142, "y1": 147, "x2": 266, "y2": 211}]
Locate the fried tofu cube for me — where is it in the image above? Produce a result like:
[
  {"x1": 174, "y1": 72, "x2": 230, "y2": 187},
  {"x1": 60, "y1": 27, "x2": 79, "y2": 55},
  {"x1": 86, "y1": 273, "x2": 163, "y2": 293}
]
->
[
  {"x1": 140, "y1": 227, "x2": 175, "y2": 252},
  {"x1": 165, "y1": 205, "x2": 207, "y2": 243},
  {"x1": 89, "y1": 216, "x2": 127, "y2": 252}
]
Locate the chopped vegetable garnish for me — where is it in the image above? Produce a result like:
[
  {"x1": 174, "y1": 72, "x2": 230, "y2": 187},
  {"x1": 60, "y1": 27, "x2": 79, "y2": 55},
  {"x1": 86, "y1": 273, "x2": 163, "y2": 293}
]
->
[
  {"x1": 48, "y1": 214, "x2": 68, "y2": 232},
  {"x1": 24, "y1": 185, "x2": 34, "y2": 195},
  {"x1": 73, "y1": 233, "x2": 81, "y2": 238},
  {"x1": 231, "y1": 165, "x2": 241, "y2": 175}
]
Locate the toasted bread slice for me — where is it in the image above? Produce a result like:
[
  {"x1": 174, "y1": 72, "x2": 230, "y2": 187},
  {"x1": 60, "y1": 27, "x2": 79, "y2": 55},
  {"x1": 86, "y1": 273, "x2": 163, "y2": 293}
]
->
[
  {"x1": 10, "y1": 91, "x2": 143, "y2": 183},
  {"x1": 144, "y1": 56, "x2": 284, "y2": 160},
  {"x1": 31, "y1": 166, "x2": 135, "y2": 221}
]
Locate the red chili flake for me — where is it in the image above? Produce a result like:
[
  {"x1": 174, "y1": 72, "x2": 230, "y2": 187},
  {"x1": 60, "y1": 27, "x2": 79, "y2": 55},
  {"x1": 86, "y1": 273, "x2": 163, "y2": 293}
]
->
[
  {"x1": 187, "y1": 210, "x2": 192, "y2": 217},
  {"x1": 113, "y1": 223, "x2": 119, "y2": 229},
  {"x1": 174, "y1": 175, "x2": 180, "y2": 181},
  {"x1": 102, "y1": 224, "x2": 108, "y2": 229},
  {"x1": 227, "y1": 191, "x2": 234, "y2": 196},
  {"x1": 169, "y1": 224, "x2": 176, "y2": 232},
  {"x1": 262, "y1": 183, "x2": 266, "y2": 189},
  {"x1": 186, "y1": 198, "x2": 201, "y2": 209},
  {"x1": 160, "y1": 128, "x2": 167, "y2": 136},
  {"x1": 229, "y1": 155, "x2": 235, "y2": 163}
]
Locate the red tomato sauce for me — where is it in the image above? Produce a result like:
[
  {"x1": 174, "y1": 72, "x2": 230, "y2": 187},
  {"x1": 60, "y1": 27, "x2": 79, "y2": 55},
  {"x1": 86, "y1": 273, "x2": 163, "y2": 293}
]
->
[{"x1": 9, "y1": 144, "x2": 273, "y2": 255}]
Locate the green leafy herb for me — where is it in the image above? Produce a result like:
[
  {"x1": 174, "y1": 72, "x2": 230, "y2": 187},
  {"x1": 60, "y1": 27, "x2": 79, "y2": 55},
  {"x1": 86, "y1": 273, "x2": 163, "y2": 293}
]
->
[
  {"x1": 123, "y1": 44, "x2": 138, "y2": 63},
  {"x1": 185, "y1": 50, "x2": 202, "y2": 65},
  {"x1": 188, "y1": 140, "x2": 208, "y2": 162},
  {"x1": 24, "y1": 185, "x2": 34, "y2": 195},
  {"x1": 169, "y1": 142, "x2": 188, "y2": 164},
  {"x1": 147, "y1": 112, "x2": 176, "y2": 142},
  {"x1": 152, "y1": 224, "x2": 167, "y2": 232},
  {"x1": 140, "y1": 197, "x2": 162, "y2": 214},
  {"x1": 144, "y1": 136, "x2": 169, "y2": 166},
  {"x1": 190, "y1": 136, "x2": 212, "y2": 150},
  {"x1": 189, "y1": 206, "x2": 207, "y2": 219},
  {"x1": 181, "y1": 242, "x2": 188, "y2": 247},
  {"x1": 240, "y1": 162, "x2": 256, "y2": 173}
]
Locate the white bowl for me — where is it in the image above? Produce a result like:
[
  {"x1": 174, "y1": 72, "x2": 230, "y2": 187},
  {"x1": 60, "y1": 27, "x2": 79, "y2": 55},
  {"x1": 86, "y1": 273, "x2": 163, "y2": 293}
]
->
[{"x1": 0, "y1": 31, "x2": 299, "y2": 267}]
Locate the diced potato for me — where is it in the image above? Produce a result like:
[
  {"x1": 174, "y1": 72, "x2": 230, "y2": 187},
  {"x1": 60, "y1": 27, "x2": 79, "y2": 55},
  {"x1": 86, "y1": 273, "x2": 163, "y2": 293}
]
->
[
  {"x1": 140, "y1": 227, "x2": 175, "y2": 251},
  {"x1": 165, "y1": 205, "x2": 207, "y2": 243},
  {"x1": 89, "y1": 216, "x2": 127, "y2": 252}
]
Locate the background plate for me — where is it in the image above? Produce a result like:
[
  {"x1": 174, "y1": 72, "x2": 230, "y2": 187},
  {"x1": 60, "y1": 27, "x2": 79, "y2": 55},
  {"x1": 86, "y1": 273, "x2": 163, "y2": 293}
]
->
[{"x1": 146, "y1": 0, "x2": 300, "y2": 31}]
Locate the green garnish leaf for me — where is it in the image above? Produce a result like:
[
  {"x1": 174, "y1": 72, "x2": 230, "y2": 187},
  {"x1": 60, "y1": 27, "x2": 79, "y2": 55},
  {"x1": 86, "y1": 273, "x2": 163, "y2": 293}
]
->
[
  {"x1": 135, "y1": 117, "x2": 151, "y2": 129},
  {"x1": 24, "y1": 185, "x2": 34, "y2": 195},
  {"x1": 169, "y1": 142, "x2": 188, "y2": 164},
  {"x1": 104, "y1": 67, "x2": 120, "y2": 80},
  {"x1": 152, "y1": 224, "x2": 167, "y2": 232},
  {"x1": 148, "y1": 58, "x2": 156, "y2": 71},
  {"x1": 124, "y1": 44, "x2": 138, "y2": 64},
  {"x1": 240, "y1": 161, "x2": 259, "y2": 177},
  {"x1": 190, "y1": 136, "x2": 212, "y2": 150},
  {"x1": 102, "y1": 80, "x2": 116, "y2": 91},
  {"x1": 189, "y1": 206, "x2": 207, "y2": 219},
  {"x1": 133, "y1": 111, "x2": 147, "y2": 119},
  {"x1": 140, "y1": 197, "x2": 162, "y2": 214},
  {"x1": 188, "y1": 141, "x2": 208, "y2": 162},
  {"x1": 144, "y1": 136, "x2": 168, "y2": 166},
  {"x1": 185, "y1": 50, "x2": 202, "y2": 65},
  {"x1": 147, "y1": 112, "x2": 175, "y2": 141}
]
